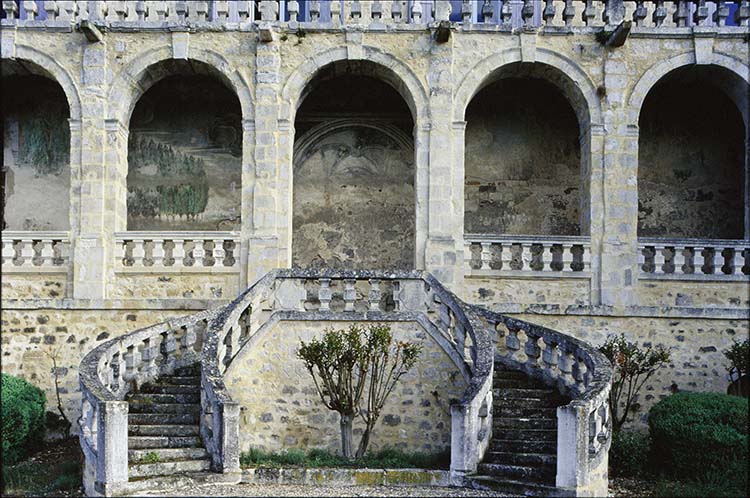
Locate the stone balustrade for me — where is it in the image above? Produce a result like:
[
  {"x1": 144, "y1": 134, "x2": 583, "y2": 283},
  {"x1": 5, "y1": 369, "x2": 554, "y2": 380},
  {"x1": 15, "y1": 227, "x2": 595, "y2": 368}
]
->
[
  {"x1": 1, "y1": 231, "x2": 70, "y2": 272},
  {"x1": 464, "y1": 235, "x2": 591, "y2": 277},
  {"x1": 639, "y1": 237, "x2": 750, "y2": 280},
  {"x1": 78, "y1": 309, "x2": 215, "y2": 495},
  {"x1": 473, "y1": 307, "x2": 612, "y2": 494},
  {"x1": 2, "y1": 1, "x2": 747, "y2": 30},
  {"x1": 114, "y1": 232, "x2": 239, "y2": 273}
]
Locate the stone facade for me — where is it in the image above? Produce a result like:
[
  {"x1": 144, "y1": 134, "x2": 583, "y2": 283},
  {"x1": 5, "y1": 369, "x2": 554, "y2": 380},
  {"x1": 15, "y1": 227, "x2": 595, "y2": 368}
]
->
[{"x1": 1, "y1": 0, "x2": 749, "y2": 460}]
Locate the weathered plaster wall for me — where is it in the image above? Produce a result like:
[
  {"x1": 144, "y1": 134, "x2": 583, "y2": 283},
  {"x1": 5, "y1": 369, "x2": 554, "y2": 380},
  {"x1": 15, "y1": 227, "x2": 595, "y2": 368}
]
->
[
  {"x1": 2, "y1": 74, "x2": 70, "y2": 230},
  {"x1": 638, "y1": 66, "x2": 746, "y2": 239},
  {"x1": 109, "y1": 273, "x2": 240, "y2": 300},
  {"x1": 463, "y1": 277, "x2": 591, "y2": 307},
  {"x1": 224, "y1": 320, "x2": 466, "y2": 454},
  {"x1": 464, "y1": 77, "x2": 582, "y2": 235}
]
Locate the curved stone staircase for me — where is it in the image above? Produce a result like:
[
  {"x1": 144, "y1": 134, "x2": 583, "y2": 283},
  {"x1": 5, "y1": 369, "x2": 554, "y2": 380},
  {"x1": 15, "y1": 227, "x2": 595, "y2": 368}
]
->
[{"x1": 78, "y1": 270, "x2": 612, "y2": 497}]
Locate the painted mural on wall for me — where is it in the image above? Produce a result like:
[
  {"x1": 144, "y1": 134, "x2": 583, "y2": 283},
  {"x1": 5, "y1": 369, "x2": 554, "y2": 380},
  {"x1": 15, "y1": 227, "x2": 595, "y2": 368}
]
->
[
  {"x1": 464, "y1": 78, "x2": 582, "y2": 236},
  {"x1": 2, "y1": 76, "x2": 70, "y2": 230},
  {"x1": 292, "y1": 123, "x2": 415, "y2": 270},
  {"x1": 638, "y1": 72, "x2": 745, "y2": 240},
  {"x1": 127, "y1": 75, "x2": 241, "y2": 231}
]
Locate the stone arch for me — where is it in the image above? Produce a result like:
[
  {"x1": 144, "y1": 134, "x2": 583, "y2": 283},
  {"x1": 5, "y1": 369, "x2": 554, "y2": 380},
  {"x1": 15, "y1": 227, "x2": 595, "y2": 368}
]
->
[
  {"x1": 281, "y1": 46, "x2": 430, "y2": 125},
  {"x1": 107, "y1": 46, "x2": 254, "y2": 125},
  {"x1": 6, "y1": 45, "x2": 82, "y2": 120},
  {"x1": 629, "y1": 52, "x2": 750, "y2": 127}
]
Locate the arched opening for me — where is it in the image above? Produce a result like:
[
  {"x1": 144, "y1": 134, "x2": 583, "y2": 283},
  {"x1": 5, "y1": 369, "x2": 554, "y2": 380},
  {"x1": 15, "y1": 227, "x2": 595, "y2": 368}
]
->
[
  {"x1": 2, "y1": 60, "x2": 71, "y2": 231},
  {"x1": 127, "y1": 60, "x2": 242, "y2": 231},
  {"x1": 464, "y1": 63, "x2": 586, "y2": 236},
  {"x1": 292, "y1": 61, "x2": 416, "y2": 270},
  {"x1": 638, "y1": 65, "x2": 748, "y2": 240}
]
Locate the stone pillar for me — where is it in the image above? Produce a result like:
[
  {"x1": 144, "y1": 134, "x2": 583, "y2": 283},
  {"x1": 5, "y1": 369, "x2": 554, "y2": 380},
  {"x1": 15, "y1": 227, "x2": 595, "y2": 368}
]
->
[
  {"x1": 74, "y1": 40, "x2": 110, "y2": 300},
  {"x1": 555, "y1": 404, "x2": 586, "y2": 491},
  {"x1": 248, "y1": 39, "x2": 284, "y2": 285},
  {"x1": 239, "y1": 118, "x2": 256, "y2": 289},
  {"x1": 220, "y1": 401, "x2": 241, "y2": 473},
  {"x1": 95, "y1": 401, "x2": 128, "y2": 495}
]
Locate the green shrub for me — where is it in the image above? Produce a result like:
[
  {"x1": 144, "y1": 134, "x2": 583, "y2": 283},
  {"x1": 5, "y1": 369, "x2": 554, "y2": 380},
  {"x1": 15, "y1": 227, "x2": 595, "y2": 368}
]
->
[
  {"x1": 1, "y1": 374, "x2": 46, "y2": 464},
  {"x1": 609, "y1": 430, "x2": 651, "y2": 477},
  {"x1": 649, "y1": 392, "x2": 747, "y2": 484}
]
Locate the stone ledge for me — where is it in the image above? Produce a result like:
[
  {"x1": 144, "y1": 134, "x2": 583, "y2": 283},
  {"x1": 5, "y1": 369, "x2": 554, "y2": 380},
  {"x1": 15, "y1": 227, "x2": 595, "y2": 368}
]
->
[{"x1": 241, "y1": 467, "x2": 452, "y2": 487}]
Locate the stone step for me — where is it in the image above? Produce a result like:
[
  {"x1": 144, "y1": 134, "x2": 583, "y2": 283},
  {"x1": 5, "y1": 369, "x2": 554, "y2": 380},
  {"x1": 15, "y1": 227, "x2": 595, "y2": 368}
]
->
[
  {"x1": 128, "y1": 393, "x2": 200, "y2": 404},
  {"x1": 493, "y1": 417, "x2": 557, "y2": 430},
  {"x1": 477, "y1": 462, "x2": 555, "y2": 483},
  {"x1": 493, "y1": 406, "x2": 558, "y2": 419},
  {"x1": 483, "y1": 451, "x2": 556, "y2": 467},
  {"x1": 467, "y1": 475, "x2": 561, "y2": 497},
  {"x1": 489, "y1": 439, "x2": 556, "y2": 454},
  {"x1": 173, "y1": 365, "x2": 201, "y2": 377},
  {"x1": 129, "y1": 447, "x2": 209, "y2": 463},
  {"x1": 128, "y1": 436, "x2": 203, "y2": 449},
  {"x1": 152, "y1": 375, "x2": 201, "y2": 386},
  {"x1": 493, "y1": 378, "x2": 544, "y2": 389},
  {"x1": 129, "y1": 402, "x2": 201, "y2": 414},
  {"x1": 493, "y1": 395, "x2": 558, "y2": 408},
  {"x1": 129, "y1": 424, "x2": 200, "y2": 437},
  {"x1": 125, "y1": 472, "x2": 241, "y2": 495},
  {"x1": 493, "y1": 387, "x2": 556, "y2": 398},
  {"x1": 491, "y1": 428, "x2": 557, "y2": 442},
  {"x1": 493, "y1": 369, "x2": 529, "y2": 380},
  {"x1": 129, "y1": 458, "x2": 211, "y2": 479},
  {"x1": 129, "y1": 413, "x2": 200, "y2": 425},
  {"x1": 139, "y1": 384, "x2": 201, "y2": 395}
]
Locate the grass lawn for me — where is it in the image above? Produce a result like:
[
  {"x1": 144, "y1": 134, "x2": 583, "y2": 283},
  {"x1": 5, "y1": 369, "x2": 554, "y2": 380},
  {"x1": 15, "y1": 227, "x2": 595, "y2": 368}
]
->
[{"x1": 1, "y1": 438, "x2": 82, "y2": 497}]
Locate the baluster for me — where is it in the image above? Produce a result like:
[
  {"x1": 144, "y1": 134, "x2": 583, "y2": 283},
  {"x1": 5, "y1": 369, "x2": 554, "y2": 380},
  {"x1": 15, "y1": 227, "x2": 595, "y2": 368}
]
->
[
  {"x1": 632, "y1": 0, "x2": 647, "y2": 26},
  {"x1": 500, "y1": 243, "x2": 513, "y2": 271},
  {"x1": 310, "y1": 1, "x2": 321, "y2": 21},
  {"x1": 673, "y1": 0, "x2": 689, "y2": 26},
  {"x1": 541, "y1": 243, "x2": 553, "y2": 271},
  {"x1": 461, "y1": 0, "x2": 473, "y2": 22},
  {"x1": 182, "y1": 323, "x2": 197, "y2": 355},
  {"x1": 732, "y1": 247, "x2": 745, "y2": 276},
  {"x1": 113, "y1": 348, "x2": 125, "y2": 391},
  {"x1": 692, "y1": 246, "x2": 705, "y2": 275},
  {"x1": 135, "y1": 0, "x2": 147, "y2": 21},
  {"x1": 44, "y1": 1, "x2": 59, "y2": 20},
  {"x1": 704, "y1": 247, "x2": 717, "y2": 275},
  {"x1": 132, "y1": 239, "x2": 145, "y2": 267},
  {"x1": 213, "y1": 239, "x2": 225, "y2": 267},
  {"x1": 237, "y1": 0, "x2": 250, "y2": 21},
  {"x1": 411, "y1": 0, "x2": 422, "y2": 22},
  {"x1": 542, "y1": 0, "x2": 555, "y2": 25},
  {"x1": 175, "y1": 0, "x2": 188, "y2": 22},
  {"x1": 193, "y1": 239, "x2": 206, "y2": 266},
  {"x1": 351, "y1": 0, "x2": 362, "y2": 21},
  {"x1": 153, "y1": 1, "x2": 168, "y2": 21},
  {"x1": 152, "y1": 239, "x2": 165, "y2": 267},
  {"x1": 343, "y1": 279, "x2": 356, "y2": 312},
  {"x1": 582, "y1": 0, "x2": 596, "y2": 25},
  {"x1": 562, "y1": 0, "x2": 575, "y2": 25},
  {"x1": 542, "y1": 339, "x2": 558, "y2": 374},
  {"x1": 368, "y1": 279, "x2": 382, "y2": 311},
  {"x1": 392, "y1": 0, "x2": 402, "y2": 22},
  {"x1": 561, "y1": 243, "x2": 574, "y2": 272},
  {"x1": 371, "y1": 0, "x2": 383, "y2": 21},
  {"x1": 637, "y1": 245, "x2": 647, "y2": 273},
  {"x1": 653, "y1": 245, "x2": 665, "y2": 274},
  {"x1": 736, "y1": 0, "x2": 750, "y2": 26},
  {"x1": 215, "y1": 0, "x2": 228, "y2": 21},
  {"x1": 522, "y1": 0, "x2": 535, "y2": 27},
  {"x1": 330, "y1": 0, "x2": 341, "y2": 24},
  {"x1": 41, "y1": 239, "x2": 55, "y2": 267},
  {"x1": 114, "y1": 0, "x2": 129, "y2": 20},
  {"x1": 194, "y1": 1, "x2": 208, "y2": 21},
  {"x1": 123, "y1": 343, "x2": 141, "y2": 384},
  {"x1": 20, "y1": 239, "x2": 34, "y2": 267},
  {"x1": 652, "y1": 0, "x2": 666, "y2": 26},
  {"x1": 318, "y1": 278, "x2": 332, "y2": 311},
  {"x1": 141, "y1": 337, "x2": 159, "y2": 378},
  {"x1": 2, "y1": 240, "x2": 15, "y2": 266},
  {"x1": 558, "y1": 347, "x2": 575, "y2": 387},
  {"x1": 3, "y1": 0, "x2": 18, "y2": 19},
  {"x1": 525, "y1": 333, "x2": 541, "y2": 369},
  {"x1": 603, "y1": 0, "x2": 625, "y2": 24},
  {"x1": 23, "y1": 0, "x2": 37, "y2": 20},
  {"x1": 162, "y1": 329, "x2": 177, "y2": 371},
  {"x1": 673, "y1": 246, "x2": 686, "y2": 275},
  {"x1": 500, "y1": 0, "x2": 512, "y2": 25},
  {"x1": 287, "y1": 0, "x2": 299, "y2": 21},
  {"x1": 481, "y1": 0, "x2": 494, "y2": 22},
  {"x1": 479, "y1": 242, "x2": 492, "y2": 270},
  {"x1": 518, "y1": 243, "x2": 532, "y2": 271},
  {"x1": 713, "y1": 0, "x2": 728, "y2": 25},
  {"x1": 173, "y1": 239, "x2": 185, "y2": 267},
  {"x1": 505, "y1": 327, "x2": 522, "y2": 361},
  {"x1": 573, "y1": 354, "x2": 588, "y2": 389},
  {"x1": 435, "y1": 0, "x2": 452, "y2": 21},
  {"x1": 691, "y1": 0, "x2": 707, "y2": 25},
  {"x1": 581, "y1": 245, "x2": 591, "y2": 272}
]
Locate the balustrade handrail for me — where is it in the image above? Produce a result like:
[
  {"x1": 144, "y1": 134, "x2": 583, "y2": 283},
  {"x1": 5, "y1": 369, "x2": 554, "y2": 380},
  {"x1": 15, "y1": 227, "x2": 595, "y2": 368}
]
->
[
  {"x1": 639, "y1": 236, "x2": 750, "y2": 246},
  {"x1": 465, "y1": 233, "x2": 591, "y2": 244}
]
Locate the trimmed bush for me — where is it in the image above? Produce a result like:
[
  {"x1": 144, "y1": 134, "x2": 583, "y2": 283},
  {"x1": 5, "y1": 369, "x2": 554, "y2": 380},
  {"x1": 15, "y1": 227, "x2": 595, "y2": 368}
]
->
[
  {"x1": 1, "y1": 374, "x2": 46, "y2": 464},
  {"x1": 609, "y1": 430, "x2": 651, "y2": 477},
  {"x1": 649, "y1": 392, "x2": 747, "y2": 482}
]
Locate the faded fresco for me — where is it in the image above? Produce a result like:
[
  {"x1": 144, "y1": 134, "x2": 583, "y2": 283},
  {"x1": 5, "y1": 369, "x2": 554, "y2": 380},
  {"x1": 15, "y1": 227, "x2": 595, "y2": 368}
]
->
[
  {"x1": 127, "y1": 75, "x2": 241, "y2": 231},
  {"x1": 2, "y1": 75, "x2": 70, "y2": 230},
  {"x1": 293, "y1": 124, "x2": 415, "y2": 270},
  {"x1": 638, "y1": 68, "x2": 746, "y2": 239},
  {"x1": 464, "y1": 78, "x2": 582, "y2": 236}
]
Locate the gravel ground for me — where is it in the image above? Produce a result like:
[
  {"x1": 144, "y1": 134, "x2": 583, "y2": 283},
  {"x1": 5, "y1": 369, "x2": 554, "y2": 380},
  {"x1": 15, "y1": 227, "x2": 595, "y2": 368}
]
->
[{"x1": 143, "y1": 483, "x2": 510, "y2": 497}]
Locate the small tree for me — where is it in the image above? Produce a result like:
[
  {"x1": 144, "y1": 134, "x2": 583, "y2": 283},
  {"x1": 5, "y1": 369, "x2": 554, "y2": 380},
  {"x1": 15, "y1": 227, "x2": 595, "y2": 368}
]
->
[
  {"x1": 724, "y1": 338, "x2": 749, "y2": 397},
  {"x1": 599, "y1": 334, "x2": 671, "y2": 432},
  {"x1": 297, "y1": 324, "x2": 422, "y2": 459}
]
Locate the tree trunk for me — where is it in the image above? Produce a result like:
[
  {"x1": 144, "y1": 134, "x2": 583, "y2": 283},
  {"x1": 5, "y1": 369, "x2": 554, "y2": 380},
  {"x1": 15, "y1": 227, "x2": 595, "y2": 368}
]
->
[
  {"x1": 355, "y1": 424, "x2": 372, "y2": 459},
  {"x1": 340, "y1": 413, "x2": 355, "y2": 459}
]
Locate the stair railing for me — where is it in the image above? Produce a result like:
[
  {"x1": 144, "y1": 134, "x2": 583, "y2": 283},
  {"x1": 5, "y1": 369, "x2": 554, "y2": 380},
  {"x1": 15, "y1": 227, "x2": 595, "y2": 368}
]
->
[
  {"x1": 472, "y1": 307, "x2": 614, "y2": 496},
  {"x1": 78, "y1": 309, "x2": 216, "y2": 496},
  {"x1": 201, "y1": 268, "x2": 495, "y2": 481}
]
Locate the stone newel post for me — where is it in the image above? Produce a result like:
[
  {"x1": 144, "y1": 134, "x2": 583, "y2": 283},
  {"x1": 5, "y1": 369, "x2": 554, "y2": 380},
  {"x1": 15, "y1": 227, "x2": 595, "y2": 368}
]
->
[{"x1": 95, "y1": 401, "x2": 129, "y2": 495}]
